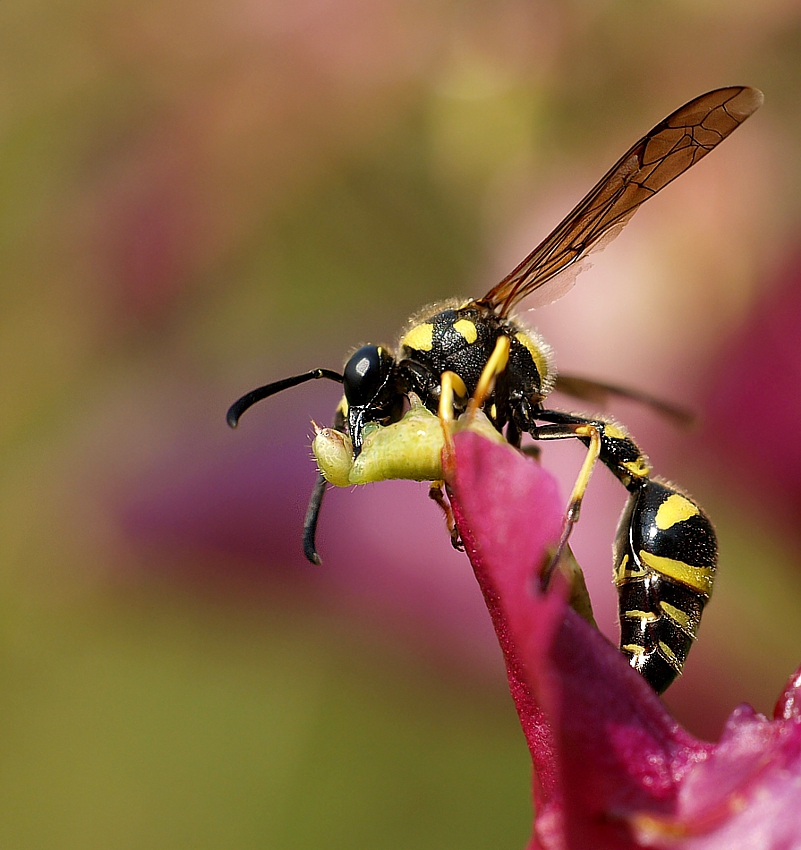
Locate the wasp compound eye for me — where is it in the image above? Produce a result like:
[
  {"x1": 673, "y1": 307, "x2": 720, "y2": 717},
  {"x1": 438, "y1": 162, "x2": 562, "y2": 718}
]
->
[{"x1": 343, "y1": 345, "x2": 392, "y2": 406}]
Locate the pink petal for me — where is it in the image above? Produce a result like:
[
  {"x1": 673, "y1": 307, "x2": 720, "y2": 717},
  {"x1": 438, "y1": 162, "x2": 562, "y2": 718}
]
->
[
  {"x1": 449, "y1": 431, "x2": 801, "y2": 849},
  {"x1": 446, "y1": 430, "x2": 565, "y2": 808},
  {"x1": 447, "y1": 431, "x2": 712, "y2": 849},
  {"x1": 633, "y1": 696, "x2": 801, "y2": 848}
]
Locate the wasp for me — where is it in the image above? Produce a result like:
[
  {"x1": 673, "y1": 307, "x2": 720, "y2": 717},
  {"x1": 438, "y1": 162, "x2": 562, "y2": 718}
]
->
[{"x1": 228, "y1": 86, "x2": 762, "y2": 693}]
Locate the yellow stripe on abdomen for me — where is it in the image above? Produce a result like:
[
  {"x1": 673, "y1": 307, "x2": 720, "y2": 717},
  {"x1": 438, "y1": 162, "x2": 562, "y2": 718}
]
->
[
  {"x1": 638, "y1": 550, "x2": 715, "y2": 595},
  {"x1": 657, "y1": 641, "x2": 682, "y2": 672},
  {"x1": 655, "y1": 493, "x2": 699, "y2": 530},
  {"x1": 614, "y1": 553, "x2": 648, "y2": 585},
  {"x1": 659, "y1": 601, "x2": 697, "y2": 638}
]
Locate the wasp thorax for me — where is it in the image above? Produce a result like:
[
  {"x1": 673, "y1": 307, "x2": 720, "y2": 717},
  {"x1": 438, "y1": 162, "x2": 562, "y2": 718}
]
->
[{"x1": 343, "y1": 345, "x2": 395, "y2": 406}]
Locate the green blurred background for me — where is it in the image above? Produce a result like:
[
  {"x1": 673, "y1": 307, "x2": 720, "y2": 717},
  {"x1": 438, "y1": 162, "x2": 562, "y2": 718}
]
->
[{"x1": 3, "y1": 1, "x2": 801, "y2": 847}]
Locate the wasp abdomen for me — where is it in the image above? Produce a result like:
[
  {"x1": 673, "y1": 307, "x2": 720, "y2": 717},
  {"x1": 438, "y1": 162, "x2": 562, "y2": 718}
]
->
[{"x1": 613, "y1": 479, "x2": 717, "y2": 694}]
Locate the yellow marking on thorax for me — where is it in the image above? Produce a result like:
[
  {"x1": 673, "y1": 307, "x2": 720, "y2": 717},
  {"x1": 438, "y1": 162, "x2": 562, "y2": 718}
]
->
[
  {"x1": 401, "y1": 322, "x2": 434, "y2": 352},
  {"x1": 659, "y1": 602, "x2": 697, "y2": 639},
  {"x1": 452, "y1": 319, "x2": 477, "y2": 344},
  {"x1": 515, "y1": 331, "x2": 550, "y2": 382},
  {"x1": 638, "y1": 550, "x2": 715, "y2": 596},
  {"x1": 622, "y1": 458, "x2": 651, "y2": 479},
  {"x1": 655, "y1": 494, "x2": 699, "y2": 530},
  {"x1": 603, "y1": 423, "x2": 627, "y2": 441},
  {"x1": 621, "y1": 643, "x2": 646, "y2": 656}
]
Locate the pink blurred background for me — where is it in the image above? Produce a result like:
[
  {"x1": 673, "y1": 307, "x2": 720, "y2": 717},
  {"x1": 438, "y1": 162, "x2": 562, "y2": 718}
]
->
[{"x1": 3, "y1": 1, "x2": 801, "y2": 846}]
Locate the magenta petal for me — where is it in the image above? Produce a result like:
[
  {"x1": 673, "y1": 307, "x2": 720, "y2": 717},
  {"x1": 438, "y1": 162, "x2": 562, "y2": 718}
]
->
[
  {"x1": 527, "y1": 615, "x2": 712, "y2": 850},
  {"x1": 448, "y1": 431, "x2": 801, "y2": 849},
  {"x1": 447, "y1": 431, "x2": 712, "y2": 850},
  {"x1": 642, "y1": 664, "x2": 801, "y2": 848},
  {"x1": 446, "y1": 431, "x2": 565, "y2": 807},
  {"x1": 633, "y1": 697, "x2": 801, "y2": 849}
]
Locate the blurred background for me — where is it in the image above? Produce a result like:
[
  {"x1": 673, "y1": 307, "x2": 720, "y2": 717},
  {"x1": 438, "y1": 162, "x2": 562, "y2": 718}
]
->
[{"x1": 2, "y1": 1, "x2": 801, "y2": 847}]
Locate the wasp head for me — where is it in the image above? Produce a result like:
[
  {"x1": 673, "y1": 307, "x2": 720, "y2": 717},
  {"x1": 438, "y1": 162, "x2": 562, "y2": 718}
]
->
[{"x1": 343, "y1": 345, "x2": 404, "y2": 454}]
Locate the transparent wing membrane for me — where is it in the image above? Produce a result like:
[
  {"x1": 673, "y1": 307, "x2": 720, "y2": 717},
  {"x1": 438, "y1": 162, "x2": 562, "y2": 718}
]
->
[{"x1": 478, "y1": 86, "x2": 762, "y2": 315}]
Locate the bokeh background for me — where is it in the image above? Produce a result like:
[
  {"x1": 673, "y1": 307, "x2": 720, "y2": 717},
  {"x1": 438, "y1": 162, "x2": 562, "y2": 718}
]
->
[{"x1": 3, "y1": 1, "x2": 801, "y2": 847}]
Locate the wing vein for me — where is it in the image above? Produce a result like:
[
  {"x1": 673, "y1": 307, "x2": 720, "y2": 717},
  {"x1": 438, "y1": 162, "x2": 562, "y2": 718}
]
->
[{"x1": 477, "y1": 86, "x2": 762, "y2": 315}]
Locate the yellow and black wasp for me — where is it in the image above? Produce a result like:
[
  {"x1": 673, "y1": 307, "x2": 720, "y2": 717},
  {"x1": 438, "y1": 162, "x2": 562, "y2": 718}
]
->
[{"x1": 228, "y1": 86, "x2": 762, "y2": 693}]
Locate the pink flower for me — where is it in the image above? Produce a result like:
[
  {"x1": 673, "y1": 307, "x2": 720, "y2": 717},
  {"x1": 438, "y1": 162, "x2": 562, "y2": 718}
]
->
[{"x1": 447, "y1": 430, "x2": 801, "y2": 850}]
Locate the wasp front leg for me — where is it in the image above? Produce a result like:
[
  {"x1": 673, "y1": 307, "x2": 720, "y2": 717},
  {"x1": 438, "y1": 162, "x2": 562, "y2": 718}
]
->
[{"x1": 528, "y1": 409, "x2": 718, "y2": 693}]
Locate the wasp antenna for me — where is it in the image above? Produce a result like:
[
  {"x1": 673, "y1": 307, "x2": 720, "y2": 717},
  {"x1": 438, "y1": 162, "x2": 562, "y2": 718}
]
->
[
  {"x1": 226, "y1": 369, "x2": 344, "y2": 428},
  {"x1": 302, "y1": 473, "x2": 327, "y2": 565}
]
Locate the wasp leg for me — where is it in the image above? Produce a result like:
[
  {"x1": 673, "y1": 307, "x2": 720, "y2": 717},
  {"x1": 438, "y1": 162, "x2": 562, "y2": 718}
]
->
[
  {"x1": 437, "y1": 370, "x2": 468, "y2": 466},
  {"x1": 508, "y1": 420, "x2": 543, "y2": 459},
  {"x1": 535, "y1": 408, "x2": 651, "y2": 489},
  {"x1": 467, "y1": 334, "x2": 511, "y2": 417},
  {"x1": 435, "y1": 338, "x2": 510, "y2": 539},
  {"x1": 528, "y1": 421, "x2": 603, "y2": 589},
  {"x1": 429, "y1": 481, "x2": 463, "y2": 550},
  {"x1": 439, "y1": 335, "x2": 511, "y2": 463},
  {"x1": 437, "y1": 335, "x2": 512, "y2": 433},
  {"x1": 528, "y1": 408, "x2": 717, "y2": 693},
  {"x1": 302, "y1": 403, "x2": 347, "y2": 565},
  {"x1": 505, "y1": 418, "x2": 522, "y2": 448},
  {"x1": 437, "y1": 371, "x2": 468, "y2": 425}
]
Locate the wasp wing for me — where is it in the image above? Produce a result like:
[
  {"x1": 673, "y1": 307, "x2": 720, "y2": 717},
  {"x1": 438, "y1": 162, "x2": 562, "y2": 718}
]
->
[
  {"x1": 478, "y1": 86, "x2": 763, "y2": 316},
  {"x1": 553, "y1": 373, "x2": 695, "y2": 426}
]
